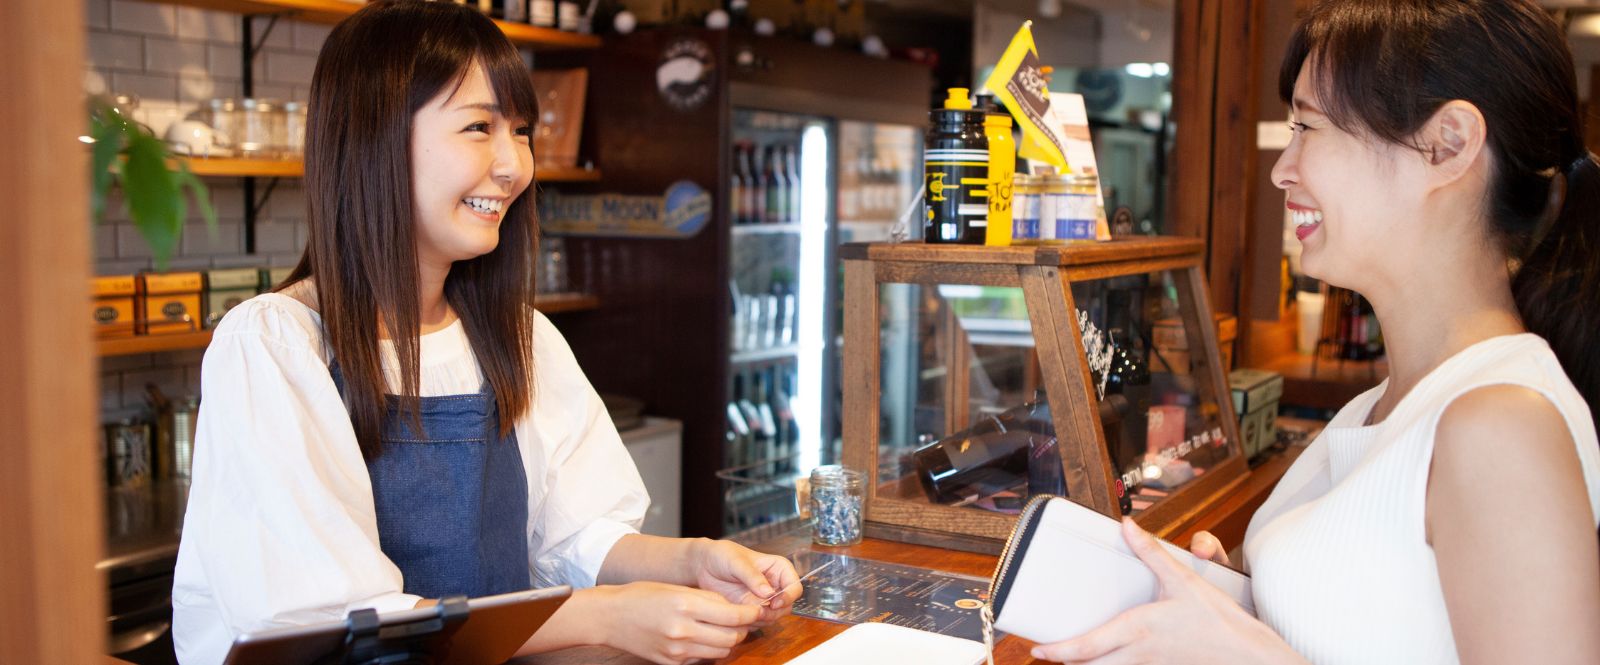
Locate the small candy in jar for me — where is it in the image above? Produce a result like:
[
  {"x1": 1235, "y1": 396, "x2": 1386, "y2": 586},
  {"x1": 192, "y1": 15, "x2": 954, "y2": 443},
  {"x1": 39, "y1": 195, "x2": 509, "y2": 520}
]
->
[{"x1": 808, "y1": 465, "x2": 864, "y2": 547}]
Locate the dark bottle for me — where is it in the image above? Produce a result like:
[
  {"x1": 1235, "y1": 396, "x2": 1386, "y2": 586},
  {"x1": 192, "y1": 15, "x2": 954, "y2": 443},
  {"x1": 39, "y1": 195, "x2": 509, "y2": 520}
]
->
[
  {"x1": 923, "y1": 88, "x2": 989, "y2": 244},
  {"x1": 783, "y1": 144, "x2": 802, "y2": 224},
  {"x1": 731, "y1": 143, "x2": 749, "y2": 225},
  {"x1": 1102, "y1": 329, "x2": 1152, "y2": 472},
  {"x1": 763, "y1": 145, "x2": 785, "y2": 224},
  {"x1": 748, "y1": 145, "x2": 767, "y2": 227}
]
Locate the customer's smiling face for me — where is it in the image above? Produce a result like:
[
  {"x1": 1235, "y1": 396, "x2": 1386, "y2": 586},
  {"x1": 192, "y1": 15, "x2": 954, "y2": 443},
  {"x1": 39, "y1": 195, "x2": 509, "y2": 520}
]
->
[
  {"x1": 1271, "y1": 61, "x2": 1432, "y2": 292},
  {"x1": 409, "y1": 60, "x2": 535, "y2": 270}
]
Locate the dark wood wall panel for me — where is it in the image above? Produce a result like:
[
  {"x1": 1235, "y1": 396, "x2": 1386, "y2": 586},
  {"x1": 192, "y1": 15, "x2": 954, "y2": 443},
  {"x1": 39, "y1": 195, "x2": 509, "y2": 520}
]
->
[{"x1": 540, "y1": 30, "x2": 732, "y2": 537}]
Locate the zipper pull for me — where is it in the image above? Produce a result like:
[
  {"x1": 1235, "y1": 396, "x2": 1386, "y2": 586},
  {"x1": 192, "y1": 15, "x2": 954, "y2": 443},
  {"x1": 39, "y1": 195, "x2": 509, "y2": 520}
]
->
[{"x1": 981, "y1": 601, "x2": 996, "y2": 665}]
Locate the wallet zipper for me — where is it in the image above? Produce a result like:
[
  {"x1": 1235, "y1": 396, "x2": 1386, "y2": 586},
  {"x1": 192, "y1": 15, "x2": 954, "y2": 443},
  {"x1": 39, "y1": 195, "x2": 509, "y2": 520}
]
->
[{"x1": 986, "y1": 493, "x2": 1059, "y2": 619}]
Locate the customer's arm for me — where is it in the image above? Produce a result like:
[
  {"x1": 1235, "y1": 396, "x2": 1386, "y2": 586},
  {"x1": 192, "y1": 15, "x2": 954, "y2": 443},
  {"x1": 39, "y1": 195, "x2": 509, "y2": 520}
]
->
[{"x1": 1429, "y1": 386, "x2": 1600, "y2": 665}]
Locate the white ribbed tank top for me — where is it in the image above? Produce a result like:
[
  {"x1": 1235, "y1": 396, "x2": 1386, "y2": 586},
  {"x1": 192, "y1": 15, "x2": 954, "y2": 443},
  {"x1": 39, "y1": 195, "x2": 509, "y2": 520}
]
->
[{"x1": 1242, "y1": 334, "x2": 1600, "y2": 664}]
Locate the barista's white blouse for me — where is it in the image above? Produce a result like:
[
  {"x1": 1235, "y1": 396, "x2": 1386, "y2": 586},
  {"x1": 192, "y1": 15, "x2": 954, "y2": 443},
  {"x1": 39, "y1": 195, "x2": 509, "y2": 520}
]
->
[{"x1": 172, "y1": 293, "x2": 649, "y2": 665}]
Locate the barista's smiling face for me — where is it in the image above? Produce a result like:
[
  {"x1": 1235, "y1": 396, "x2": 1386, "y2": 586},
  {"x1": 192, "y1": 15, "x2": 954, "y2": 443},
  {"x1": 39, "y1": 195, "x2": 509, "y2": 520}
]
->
[{"x1": 410, "y1": 61, "x2": 535, "y2": 270}]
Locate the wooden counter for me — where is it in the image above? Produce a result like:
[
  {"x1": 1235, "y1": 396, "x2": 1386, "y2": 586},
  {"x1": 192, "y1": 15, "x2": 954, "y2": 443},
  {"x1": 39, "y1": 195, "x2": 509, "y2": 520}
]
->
[{"x1": 510, "y1": 531, "x2": 1048, "y2": 665}]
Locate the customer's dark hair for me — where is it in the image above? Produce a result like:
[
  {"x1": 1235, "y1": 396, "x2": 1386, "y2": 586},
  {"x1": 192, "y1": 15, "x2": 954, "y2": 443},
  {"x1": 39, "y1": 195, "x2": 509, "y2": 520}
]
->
[
  {"x1": 283, "y1": 0, "x2": 539, "y2": 458},
  {"x1": 1283, "y1": 0, "x2": 1599, "y2": 429}
]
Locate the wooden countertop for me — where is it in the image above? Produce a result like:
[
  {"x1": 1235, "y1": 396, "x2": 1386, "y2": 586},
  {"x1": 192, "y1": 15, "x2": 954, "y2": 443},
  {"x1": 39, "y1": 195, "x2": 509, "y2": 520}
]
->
[{"x1": 510, "y1": 531, "x2": 1048, "y2": 665}]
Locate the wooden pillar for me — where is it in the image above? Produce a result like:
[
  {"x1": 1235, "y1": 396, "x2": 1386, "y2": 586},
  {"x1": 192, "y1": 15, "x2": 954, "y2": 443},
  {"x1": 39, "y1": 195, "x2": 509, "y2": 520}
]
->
[
  {"x1": 0, "y1": 0, "x2": 104, "y2": 661},
  {"x1": 1170, "y1": 0, "x2": 1264, "y2": 322}
]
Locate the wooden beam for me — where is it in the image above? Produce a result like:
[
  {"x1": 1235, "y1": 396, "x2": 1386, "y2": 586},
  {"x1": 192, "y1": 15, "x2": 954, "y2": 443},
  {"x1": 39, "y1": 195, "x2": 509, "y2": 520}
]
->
[{"x1": 0, "y1": 0, "x2": 104, "y2": 660}]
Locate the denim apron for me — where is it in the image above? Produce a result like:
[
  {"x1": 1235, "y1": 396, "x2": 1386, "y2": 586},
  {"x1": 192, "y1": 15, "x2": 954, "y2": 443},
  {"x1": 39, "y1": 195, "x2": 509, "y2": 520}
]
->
[{"x1": 330, "y1": 362, "x2": 532, "y2": 599}]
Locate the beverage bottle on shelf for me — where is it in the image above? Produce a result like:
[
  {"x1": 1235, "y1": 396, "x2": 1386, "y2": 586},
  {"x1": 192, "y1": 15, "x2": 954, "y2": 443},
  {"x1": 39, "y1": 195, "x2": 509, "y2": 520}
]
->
[
  {"x1": 731, "y1": 143, "x2": 749, "y2": 225},
  {"x1": 840, "y1": 149, "x2": 861, "y2": 220},
  {"x1": 924, "y1": 88, "x2": 989, "y2": 244},
  {"x1": 753, "y1": 370, "x2": 778, "y2": 474},
  {"x1": 771, "y1": 364, "x2": 797, "y2": 474},
  {"x1": 727, "y1": 374, "x2": 752, "y2": 467},
  {"x1": 763, "y1": 144, "x2": 785, "y2": 224},
  {"x1": 748, "y1": 145, "x2": 767, "y2": 227},
  {"x1": 784, "y1": 144, "x2": 802, "y2": 224},
  {"x1": 529, "y1": 0, "x2": 556, "y2": 27},
  {"x1": 736, "y1": 370, "x2": 766, "y2": 468}
]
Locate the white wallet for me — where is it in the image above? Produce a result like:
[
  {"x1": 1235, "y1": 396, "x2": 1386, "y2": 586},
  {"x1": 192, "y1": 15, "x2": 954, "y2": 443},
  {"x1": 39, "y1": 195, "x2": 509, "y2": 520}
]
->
[
  {"x1": 785, "y1": 622, "x2": 988, "y2": 665},
  {"x1": 988, "y1": 495, "x2": 1255, "y2": 644}
]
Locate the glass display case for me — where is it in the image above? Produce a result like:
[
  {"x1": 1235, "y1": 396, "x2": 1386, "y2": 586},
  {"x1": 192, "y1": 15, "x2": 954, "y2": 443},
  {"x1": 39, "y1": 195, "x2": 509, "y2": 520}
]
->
[{"x1": 840, "y1": 238, "x2": 1246, "y2": 553}]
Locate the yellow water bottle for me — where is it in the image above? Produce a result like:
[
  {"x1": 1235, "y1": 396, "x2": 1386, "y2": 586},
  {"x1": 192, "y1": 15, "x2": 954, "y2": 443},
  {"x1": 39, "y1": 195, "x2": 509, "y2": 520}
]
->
[{"x1": 982, "y1": 104, "x2": 1015, "y2": 247}]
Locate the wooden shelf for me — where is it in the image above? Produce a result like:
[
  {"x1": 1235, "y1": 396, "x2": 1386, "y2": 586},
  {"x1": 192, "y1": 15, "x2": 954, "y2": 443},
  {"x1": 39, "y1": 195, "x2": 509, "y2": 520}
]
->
[
  {"x1": 179, "y1": 157, "x2": 303, "y2": 178},
  {"x1": 1261, "y1": 351, "x2": 1386, "y2": 411},
  {"x1": 98, "y1": 330, "x2": 212, "y2": 357},
  {"x1": 180, "y1": 157, "x2": 599, "y2": 182},
  {"x1": 133, "y1": 0, "x2": 601, "y2": 50},
  {"x1": 96, "y1": 294, "x2": 598, "y2": 357},
  {"x1": 533, "y1": 292, "x2": 601, "y2": 314}
]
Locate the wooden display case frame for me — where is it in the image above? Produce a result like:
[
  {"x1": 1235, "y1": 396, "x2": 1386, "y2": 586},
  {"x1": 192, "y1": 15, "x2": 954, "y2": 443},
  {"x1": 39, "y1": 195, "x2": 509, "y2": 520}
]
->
[{"x1": 840, "y1": 237, "x2": 1249, "y2": 553}]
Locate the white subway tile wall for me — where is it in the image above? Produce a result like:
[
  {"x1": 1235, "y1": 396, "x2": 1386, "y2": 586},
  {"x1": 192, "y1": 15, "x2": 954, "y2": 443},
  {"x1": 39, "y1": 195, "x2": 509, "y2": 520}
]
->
[{"x1": 85, "y1": 0, "x2": 322, "y2": 409}]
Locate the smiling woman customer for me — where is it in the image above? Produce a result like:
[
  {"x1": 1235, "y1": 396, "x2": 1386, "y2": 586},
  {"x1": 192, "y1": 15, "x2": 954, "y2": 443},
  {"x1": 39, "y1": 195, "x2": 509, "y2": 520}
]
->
[
  {"x1": 1030, "y1": 1, "x2": 1600, "y2": 663},
  {"x1": 169, "y1": 3, "x2": 800, "y2": 664}
]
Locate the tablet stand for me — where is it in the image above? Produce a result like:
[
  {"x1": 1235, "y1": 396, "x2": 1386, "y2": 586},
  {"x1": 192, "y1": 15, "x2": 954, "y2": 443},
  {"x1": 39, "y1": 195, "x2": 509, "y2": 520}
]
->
[{"x1": 316, "y1": 595, "x2": 470, "y2": 665}]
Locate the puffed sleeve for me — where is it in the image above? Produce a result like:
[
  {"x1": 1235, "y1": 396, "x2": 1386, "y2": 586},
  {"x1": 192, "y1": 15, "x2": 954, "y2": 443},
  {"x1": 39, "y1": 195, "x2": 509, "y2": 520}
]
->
[
  {"x1": 172, "y1": 297, "x2": 419, "y2": 664},
  {"x1": 521, "y1": 312, "x2": 650, "y2": 589}
]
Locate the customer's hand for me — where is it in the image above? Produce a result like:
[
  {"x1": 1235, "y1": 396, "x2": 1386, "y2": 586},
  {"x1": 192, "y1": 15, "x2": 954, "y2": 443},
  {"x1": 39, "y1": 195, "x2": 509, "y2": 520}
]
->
[
  {"x1": 1188, "y1": 530, "x2": 1231, "y2": 567},
  {"x1": 691, "y1": 539, "x2": 802, "y2": 625},
  {"x1": 595, "y1": 581, "x2": 760, "y2": 665},
  {"x1": 1031, "y1": 519, "x2": 1305, "y2": 665}
]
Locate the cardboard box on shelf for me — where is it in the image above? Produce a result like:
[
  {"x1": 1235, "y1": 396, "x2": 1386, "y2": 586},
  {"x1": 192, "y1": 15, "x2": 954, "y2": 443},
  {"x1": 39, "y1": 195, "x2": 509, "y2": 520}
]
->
[
  {"x1": 138, "y1": 272, "x2": 204, "y2": 335},
  {"x1": 1151, "y1": 313, "x2": 1238, "y2": 375},
  {"x1": 205, "y1": 268, "x2": 261, "y2": 329},
  {"x1": 92, "y1": 275, "x2": 138, "y2": 339},
  {"x1": 1229, "y1": 368, "x2": 1284, "y2": 459}
]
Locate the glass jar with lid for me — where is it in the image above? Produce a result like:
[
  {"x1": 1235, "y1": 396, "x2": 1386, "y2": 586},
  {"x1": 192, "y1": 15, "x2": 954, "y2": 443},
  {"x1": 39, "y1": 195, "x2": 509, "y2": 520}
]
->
[
  {"x1": 205, "y1": 98, "x2": 239, "y2": 152},
  {"x1": 808, "y1": 465, "x2": 864, "y2": 546},
  {"x1": 239, "y1": 98, "x2": 287, "y2": 159},
  {"x1": 284, "y1": 101, "x2": 307, "y2": 158}
]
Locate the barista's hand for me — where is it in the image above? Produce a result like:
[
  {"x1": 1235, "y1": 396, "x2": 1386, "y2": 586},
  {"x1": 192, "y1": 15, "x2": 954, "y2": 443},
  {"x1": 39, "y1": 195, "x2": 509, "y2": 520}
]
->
[
  {"x1": 692, "y1": 538, "x2": 802, "y2": 625},
  {"x1": 1031, "y1": 519, "x2": 1305, "y2": 665},
  {"x1": 1188, "y1": 530, "x2": 1231, "y2": 567},
  {"x1": 596, "y1": 581, "x2": 759, "y2": 665}
]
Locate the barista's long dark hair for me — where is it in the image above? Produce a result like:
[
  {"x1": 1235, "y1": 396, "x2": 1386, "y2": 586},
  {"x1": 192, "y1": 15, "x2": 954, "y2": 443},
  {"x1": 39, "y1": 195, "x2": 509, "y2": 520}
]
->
[
  {"x1": 283, "y1": 0, "x2": 540, "y2": 458},
  {"x1": 1283, "y1": 0, "x2": 1599, "y2": 430}
]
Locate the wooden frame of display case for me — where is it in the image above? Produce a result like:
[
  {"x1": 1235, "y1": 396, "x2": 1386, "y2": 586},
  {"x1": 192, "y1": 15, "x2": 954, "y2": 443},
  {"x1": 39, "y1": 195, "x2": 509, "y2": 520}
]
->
[{"x1": 840, "y1": 238, "x2": 1249, "y2": 553}]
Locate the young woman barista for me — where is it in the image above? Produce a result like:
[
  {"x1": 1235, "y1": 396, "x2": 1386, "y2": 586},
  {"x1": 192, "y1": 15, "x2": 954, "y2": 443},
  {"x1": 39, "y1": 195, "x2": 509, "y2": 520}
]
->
[
  {"x1": 1030, "y1": 1, "x2": 1600, "y2": 663},
  {"x1": 171, "y1": 3, "x2": 801, "y2": 664}
]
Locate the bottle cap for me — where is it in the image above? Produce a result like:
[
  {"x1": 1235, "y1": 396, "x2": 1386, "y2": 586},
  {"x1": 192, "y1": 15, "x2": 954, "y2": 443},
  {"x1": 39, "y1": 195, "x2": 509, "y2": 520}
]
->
[
  {"x1": 943, "y1": 87, "x2": 973, "y2": 110},
  {"x1": 985, "y1": 112, "x2": 1013, "y2": 128}
]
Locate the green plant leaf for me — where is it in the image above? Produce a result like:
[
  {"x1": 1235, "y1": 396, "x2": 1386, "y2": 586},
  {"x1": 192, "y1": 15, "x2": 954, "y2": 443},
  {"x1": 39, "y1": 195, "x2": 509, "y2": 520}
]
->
[
  {"x1": 88, "y1": 102, "x2": 128, "y2": 223},
  {"x1": 122, "y1": 132, "x2": 183, "y2": 271},
  {"x1": 173, "y1": 164, "x2": 217, "y2": 234}
]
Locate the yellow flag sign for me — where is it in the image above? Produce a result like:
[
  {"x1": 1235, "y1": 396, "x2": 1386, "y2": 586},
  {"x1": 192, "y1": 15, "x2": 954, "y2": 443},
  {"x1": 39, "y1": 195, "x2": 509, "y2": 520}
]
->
[{"x1": 984, "y1": 21, "x2": 1066, "y2": 170}]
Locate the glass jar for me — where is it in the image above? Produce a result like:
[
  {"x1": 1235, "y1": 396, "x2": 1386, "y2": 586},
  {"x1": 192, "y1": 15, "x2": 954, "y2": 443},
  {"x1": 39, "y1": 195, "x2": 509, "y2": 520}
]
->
[
  {"x1": 1065, "y1": 174, "x2": 1101, "y2": 241},
  {"x1": 239, "y1": 98, "x2": 286, "y2": 159},
  {"x1": 206, "y1": 98, "x2": 239, "y2": 152},
  {"x1": 1011, "y1": 174, "x2": 1040, "y2": 244},
  {"x1": 808, "y1": 465, "x2": 864, "y2": 546},
  {"x1": 538, "y1": 236, "x2": 567, "y2": 294},
  {"x1": 284, "y1": 101, "x2": 307, "y2": 158}
]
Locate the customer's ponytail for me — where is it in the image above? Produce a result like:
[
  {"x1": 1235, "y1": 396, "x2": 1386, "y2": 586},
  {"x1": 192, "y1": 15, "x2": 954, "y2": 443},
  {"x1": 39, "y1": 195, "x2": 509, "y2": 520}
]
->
[{"x1": 1514, "y1": 153, "x2": 1600, "y2": 432}]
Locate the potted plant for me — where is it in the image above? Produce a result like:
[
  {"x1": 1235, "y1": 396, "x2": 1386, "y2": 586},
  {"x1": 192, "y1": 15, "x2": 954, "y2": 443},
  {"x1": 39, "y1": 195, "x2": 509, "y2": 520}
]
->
[{"x1": 87, "y1": 98, "x2": 216, "y2": 271}]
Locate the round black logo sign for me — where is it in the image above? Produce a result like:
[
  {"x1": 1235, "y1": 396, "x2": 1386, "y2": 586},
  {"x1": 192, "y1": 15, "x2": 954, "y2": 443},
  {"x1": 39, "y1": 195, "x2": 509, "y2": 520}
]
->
[{"x1": 657, "y1": 38, "x2": 715, "y2": 112}]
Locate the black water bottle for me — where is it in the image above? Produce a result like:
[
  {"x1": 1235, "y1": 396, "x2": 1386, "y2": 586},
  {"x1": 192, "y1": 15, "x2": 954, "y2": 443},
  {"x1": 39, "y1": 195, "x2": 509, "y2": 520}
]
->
[{"x1": 923, "y1": 88, "x2": 989, "y2": 244}]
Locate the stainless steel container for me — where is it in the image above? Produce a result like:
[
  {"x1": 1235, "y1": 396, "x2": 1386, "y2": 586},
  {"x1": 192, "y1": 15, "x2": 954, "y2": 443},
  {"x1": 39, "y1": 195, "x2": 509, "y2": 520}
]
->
[{"x1": 104, "y1": 413, "x2": 153, "y2": 490}]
